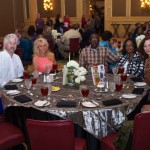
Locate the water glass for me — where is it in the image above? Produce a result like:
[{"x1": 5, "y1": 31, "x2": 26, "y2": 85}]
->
[
  {"x1": 80, "y1": 85, "x2": 89, "y2": 101},
  {"x1": 24, "y1": 79, "x2": 32, "y2": 93},
  {"x1": 108, "y1": 81, "x2": 115, "y2": 96},
  {"x1": 112, "y1": 67, "x2": 118, "y2": 75},
  {"x1": 41, "y1": 85, "x2": 49, "y2": 100}
]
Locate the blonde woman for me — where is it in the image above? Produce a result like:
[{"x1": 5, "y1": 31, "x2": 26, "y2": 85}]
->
[{"x1": 33, "y1": 37, "x2": 56, "y2": 73}]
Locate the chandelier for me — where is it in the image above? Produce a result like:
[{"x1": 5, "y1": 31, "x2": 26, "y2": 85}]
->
[
  {"x1": 141, "y1": 0, "x2": 150, "y2": 9},
  {"x1": 43, "y1": 0, "x2": 53, "y2": 11}
]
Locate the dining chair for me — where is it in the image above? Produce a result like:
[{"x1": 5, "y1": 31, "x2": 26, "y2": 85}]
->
[
  {"x1": 101, "y1": 112, "x2": 150, "y2": 150},
  {"x1": 64, "y1": 38, "x2": 80, "y2": 61},
  {"x1": 26, "y1": 119, "x2": 87, "y2": 150},
  {"x1": 0, "y1": 117, "x2": 28, "y2": 150}
]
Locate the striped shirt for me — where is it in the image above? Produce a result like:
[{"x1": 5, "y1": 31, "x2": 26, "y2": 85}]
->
[
  {"x1": 116, "y1": 52, "x2": 144, "y2": 78},
  {"x1": 79, "y1": 46, "x2": 118, "y2": 71}
]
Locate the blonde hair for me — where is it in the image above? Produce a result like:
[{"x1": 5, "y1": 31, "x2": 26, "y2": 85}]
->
[{"x1": 33, "y1": 37, "x2": 56, "y2": 62}]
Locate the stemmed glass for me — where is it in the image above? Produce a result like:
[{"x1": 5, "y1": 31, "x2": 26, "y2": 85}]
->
[
  {"x1": 112, "y1": 67, "x2": 118, "y2": 76},
  {"x1": 53, "y1": 63, "x2": 58, "y2": 74},
  {"x1": 47, "y1": 84, "x2": 52, "y2": 100},
  {"x1": 41, "y1": 85, "x2": 49, "y2": 100},
  {"x1": 24, "y1": 79, "x2": 32, "y2": 93},
  {"x1": 44, "y1": 65, "x2": 51, "y2": 82},
  {"x1": 108, "y1": 81, "x2": 116, "y2": 96},
  {"x1": 32, "y1": 71, "x2": 39, "y2": 90},
  {"x1": 23, "y1": 71, "x2": 29, "y2": 79},
  {"x1": 80, "y1": 85, "x2": 89, "y2": 101}
]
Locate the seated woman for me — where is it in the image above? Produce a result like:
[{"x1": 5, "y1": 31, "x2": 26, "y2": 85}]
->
[
  {"x1": 116, "y1": 39, "x2": 144, "y2": 79},
  {"x1": 33, "y1": 37, "x2": 56, "y2": 73}
]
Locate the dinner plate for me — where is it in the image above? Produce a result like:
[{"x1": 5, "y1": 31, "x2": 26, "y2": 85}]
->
[
  {"x1": 11, "y1": 78, "x2": 23, "y2": 83},
  {"x1": 6, "y1": 90, "x2": 20, "y2": 95},
  {"x1": 34, "y1": 100, "x2": 50, "y2": 107},
  {"x1": 122, "y1": 94, "x2": 137, "y2": 99},
  {"x1": 82, "y1": 101, "x2": 97, "y2": 108},
  {"x1": 52, "y1": 86, "x2": 60, "y2": 92},
  {"x1": 134, "y1": 82, "x2": 146, "y2": 87}
]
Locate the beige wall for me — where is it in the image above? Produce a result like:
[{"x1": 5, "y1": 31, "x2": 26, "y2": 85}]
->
[
  {"x1": 105, "y1": 0, "x2": 150, "y2": 38},
  {"x1": 0, "y1": 0, "x2": 24, "y2": 37}
]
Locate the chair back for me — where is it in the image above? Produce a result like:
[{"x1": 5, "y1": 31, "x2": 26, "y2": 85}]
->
[
  {"x1": 132, "y1": 112, "x2": 150, "y2": 150},
  {"x1": 69, "y1": 38, "x2": 80, "y2": 53},
  {"x1": 26, "y1": 119, "x2": 75, "y2": 150}
]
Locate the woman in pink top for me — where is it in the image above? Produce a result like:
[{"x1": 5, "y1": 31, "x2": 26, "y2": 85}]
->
[{"x1": 33, "y1": 37, "x2": 56, "y2": 73}]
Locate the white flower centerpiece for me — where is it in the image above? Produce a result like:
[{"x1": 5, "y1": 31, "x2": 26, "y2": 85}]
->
[{"x1": 66, "y1": 60, "x2": 87, "y2": 86}]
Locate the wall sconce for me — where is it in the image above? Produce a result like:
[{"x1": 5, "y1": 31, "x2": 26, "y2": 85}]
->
[
  {"x1": 43, "y1": 0, "x2": 53, "y2": 11},
  {"x1": 141, "y1": 0, "x2": 150, "y2": 9}
]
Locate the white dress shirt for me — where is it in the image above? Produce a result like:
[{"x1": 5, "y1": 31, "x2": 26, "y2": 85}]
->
[{"x1": 0, "y1": 50, "x2": 24, "y2": 87}]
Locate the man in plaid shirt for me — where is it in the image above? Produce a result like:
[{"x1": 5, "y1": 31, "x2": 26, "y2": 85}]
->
[{"x1": 79, "y1": 33, "x2": 118, "y2": 71}]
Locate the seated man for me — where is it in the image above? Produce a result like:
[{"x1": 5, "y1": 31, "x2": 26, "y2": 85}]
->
[
  {"x1": 79, "y1": 33, "x2": 118, "y2": 71},
  {"x1": 58, "y1": 24, "x2": 82, "y2": 59},
  {"x1": 0, "y1": 33, "x2": 24, "y2": 87}
]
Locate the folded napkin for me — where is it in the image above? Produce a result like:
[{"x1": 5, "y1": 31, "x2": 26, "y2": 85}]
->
[
  {"x1": 4, "y1": 84, "x2": 18, "y2": 90},
  {"x1": 102, "y1": 99, "x2": 122, "y2": 106},
  {"x1": 130, "y1": 77, "x2": 143, "y2": 82},
  {"x1": 14, "y1": 95, "x2": 32, "y2": 103},
  {"x1": 132, "y1": 88, "x2": 144, "y2": 94},
  {"x1": 56, "y1": 101, "x2": 76, "y2": 108}
]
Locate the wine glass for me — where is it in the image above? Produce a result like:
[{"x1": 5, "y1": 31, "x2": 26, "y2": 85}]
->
[
  {"x1": 24, "y1": 79, "x2": 32, "y2": 93},
  {"x1": 112, "y1": 67, "x2": 118, "y2": 75},
  {"x1": 108, "y1": 81, "x2": 116, "y2": 96},
  {"x1": 41, "y1": 85, "x2": 49, "y2": 100},
  {"x1": 23, "y1": 71, "x2": 29, "y2": 79},
  {"x1": 31, "y1": 77, "x2": 37, "y2": 90},
  {"x1": 80, "y1": 85, "x2": 89, "y2": 101},
  {"x1": 118, "y1": 66, "x2": 124, "y2": 74},
  {"x1": 53, "y1": 63, "x2": 58, "y2": 74},
  {"x1": 47, "y1": 84, "x2": 52, "y2": 100}
]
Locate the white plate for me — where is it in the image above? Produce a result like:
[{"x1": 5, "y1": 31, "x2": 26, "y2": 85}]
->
[
  {"x1": 34, "y1": 100, "x2": 50, "y2": 107},
  {"x1": 94, "y1": 88, "x2": 108, "y2": 93},
  {"x1": 134, "y1": 82, "x2": 146, "y2": 87},
  {"x1": 6, "y1": 90, "x2": 20, "y2": 95},
  {"x1": 122, "y1": 94, "x2": 137, "y2": 99},
  {"x1": 11, "y1": 78, "x2": 23, "y2": 83},
  {"x1": 82, "y1": 101, "x2": 97, "y2": 108}
]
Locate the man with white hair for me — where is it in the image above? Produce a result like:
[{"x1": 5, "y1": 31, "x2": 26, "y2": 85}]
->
[{"x1": 0, "y1": 33, "x2": 24, "y2": 87}]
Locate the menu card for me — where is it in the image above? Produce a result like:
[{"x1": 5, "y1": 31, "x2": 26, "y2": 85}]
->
[{"x1": 91, "y1": 64, "x2": 105, "y2": 85}]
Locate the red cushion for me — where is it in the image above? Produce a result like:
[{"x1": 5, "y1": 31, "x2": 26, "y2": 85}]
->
[
  {"x1": 101, "y1": 132, "x2": 118, "y2": 150},
  {"x1": 75, "y1": 137, "x2": 86, "y2": 150},
  {"x1": 0, "y1": 114, "x2": 6, "y2": 123},
  {"x1": 0, "y1": 122, "x2": 24, "y2": 150}
]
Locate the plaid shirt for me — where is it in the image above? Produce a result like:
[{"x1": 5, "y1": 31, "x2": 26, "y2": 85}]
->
[
  {"x1": 79, "y1": 46, "x2": 118, "y2": 71},
  {"x1": 116, "y1": 52, "x2": 144, "y2": 78}
]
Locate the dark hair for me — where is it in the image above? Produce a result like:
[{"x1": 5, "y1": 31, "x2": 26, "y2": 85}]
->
[
  {"x1": 101, "y1": 30, "x2": 112, "y2": 41},
  {"x1": 27, "y1": 25, "x2": 36, "y2": 36},
  {"x1": 138, "y1": 36, "x2": 150, "y2": 60},
  {"x1": 122, "y1": 39, "x2": 137, "y2": 55}
]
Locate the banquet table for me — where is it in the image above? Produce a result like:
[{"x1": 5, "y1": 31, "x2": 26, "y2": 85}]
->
[{"x1": 2, "y1": 72, "x2": 148, "y2": 150}]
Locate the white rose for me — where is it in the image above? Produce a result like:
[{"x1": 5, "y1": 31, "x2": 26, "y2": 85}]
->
[
  {"x1": 80, "y1": 76, "x2": 86, "y2": 81},
  {"x1": 75, "y1": 77, "x2": 81, "y2": 84},
  {"x1": 67, "y1": 60, "x2": 79, "y2": 69}
]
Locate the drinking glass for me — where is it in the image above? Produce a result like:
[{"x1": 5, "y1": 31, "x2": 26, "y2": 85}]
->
[
  {"x1": 118, "y1": 67, "x2": 124, "y2": 74},
  {"x1": 23, "y1": 71, "x2": 29, "y2": 79},
  {"x1": 80, "y1": 85, "x2": 89, "y2": 101},
  {"x1": 41, "y1": 85, "x2": 49, "y2": 100},
  {"x1": 53, "y1": 63, "x2": 58, "y2": 74},
  {"x1": 112, "y1": 67, "x2": 118, "y2": 75},
  {"x1": 121, "y1": 73, "x2": 127, "y2": 82},
  {"x1": 108, "y1": 81, "x2": 115, "y2": 96},
  {"x1": 115, "y1": 81, "x2": 123, "y2": 92},
  {"x1": 24, "y1": 79, "x2": 32, "y2": 93},
  {"x1": 31, "y1": 77, "x2": 37, "y2": 90}
]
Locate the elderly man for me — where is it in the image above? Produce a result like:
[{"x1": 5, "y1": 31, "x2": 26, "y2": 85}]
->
[
  {"x1": 0, "y1": 33, "x2": 24, "y2": 87},
  {"x1": 79, "y1": 33, "x2": 118, "y2": 71},
  {"x1": 58, "y1": 24, "x2": 82, "y2": 59}
]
